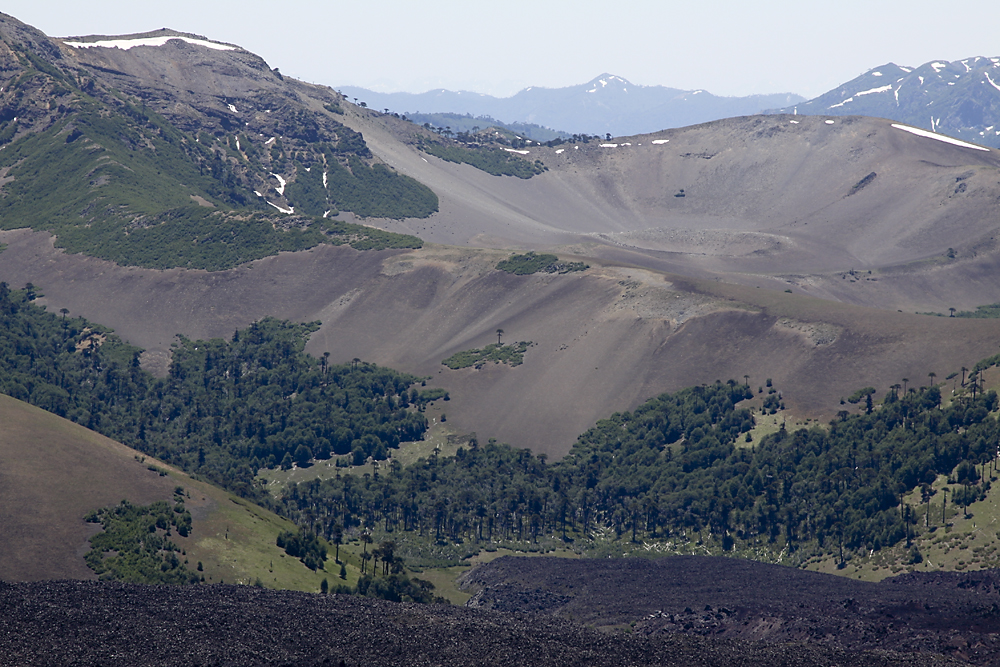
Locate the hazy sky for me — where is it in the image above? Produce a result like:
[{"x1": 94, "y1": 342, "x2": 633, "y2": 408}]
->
[{"x1": 5, "y1": 1, "x2": 999, "y2": 99}]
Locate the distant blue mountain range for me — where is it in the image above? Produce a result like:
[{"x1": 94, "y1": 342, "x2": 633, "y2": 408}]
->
[{"x1": 338, "y1": 74, "x2": 804, "y2": 137}]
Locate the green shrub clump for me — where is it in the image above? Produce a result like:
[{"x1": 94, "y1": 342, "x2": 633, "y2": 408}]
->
[
  {"x1": 442, "y1": 341, "x2": 533, "y2": 369},
  {"x1": 276, "y1": 529, "x2": 328, "y2": 571},
  {"x1": 417, "y1": 139, "x2": 545, "y2": 178},
  {"x1": 84, "y1": 500, "x2": 199, "y2": 584},
  {"x1": 495, "y1": 252, "x2": 588, "y2": 275}
]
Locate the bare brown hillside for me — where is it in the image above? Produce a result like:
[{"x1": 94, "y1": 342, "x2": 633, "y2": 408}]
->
[{"x1": 4, "y1": 231, "x2": 999, "y2": 458}]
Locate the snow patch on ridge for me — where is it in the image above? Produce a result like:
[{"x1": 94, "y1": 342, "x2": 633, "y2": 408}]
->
[
  {"x1": 891, "y1": 123, "x2": 989, "y2": 151},
  {"x1": 64, "y1": 36, "x2": 236, "y2": 51},
  {"x1": 855, "y1": 84, "x2": 892, "y2": 97},
  {"x1": 270, "y1": 173, "x2": 286, "y2": 196},
  {"x1": 652, "y1": 139, "x2": 670, "y2": 144},
  {"x1": 985, "y1": 72, "x2": 1000, "y2": 93},
  {"x1": 267, "y1": 202, "x2": 294, "y2": 214},
  {"x1": 503, "y1": 148, "x2": 529, "y2": 155}
]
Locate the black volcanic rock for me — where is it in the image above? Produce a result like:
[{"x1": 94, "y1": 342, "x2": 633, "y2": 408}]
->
[
  {"x1": 0, "y1": 580, "x2": 963, "y2": 666},
  {"x1": 461, "y1": 555, "x2": 1000, "y2": 664}
]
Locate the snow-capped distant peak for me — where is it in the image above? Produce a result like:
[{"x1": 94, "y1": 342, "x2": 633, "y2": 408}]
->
[{"x1": 584, "y1": 74, "x2": 634, "y2": 93}]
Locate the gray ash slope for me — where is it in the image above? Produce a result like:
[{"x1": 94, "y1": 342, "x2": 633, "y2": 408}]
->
[
  {"x1": 770, "y1": 56, "x2": 1000, "y2": 148},
  {"x1": 462, "y1": 555, "x2": 1000, "y2": 664},
  {"x1": 0, "y1": 579, "x2": 963, "y2": 667}
]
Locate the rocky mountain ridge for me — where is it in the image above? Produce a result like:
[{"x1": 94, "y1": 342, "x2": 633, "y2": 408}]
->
[
  {"x1": 0, "y1": 14, "x2": 433, "y2": 270},
  {"x1": 771, "y1": 56, "x2": 1000, "y2": 147}
]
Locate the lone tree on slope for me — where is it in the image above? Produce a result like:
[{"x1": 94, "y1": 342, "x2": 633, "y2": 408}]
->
[{"x1": 496, "y1": 328, "x2": 504, "y2": 346}]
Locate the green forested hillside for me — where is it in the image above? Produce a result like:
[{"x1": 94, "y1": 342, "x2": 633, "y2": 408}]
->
[
  {"x1": 276, "y1": 380, "x2": 1000, "y2": 567},
  {"x1": 0, "y1": 284, "x2": 426, "y2": 497}
]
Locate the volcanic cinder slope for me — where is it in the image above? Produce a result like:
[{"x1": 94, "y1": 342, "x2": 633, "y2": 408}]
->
[{"x1": 2, "y1": 16, "x2": 1000, "y2": 456}]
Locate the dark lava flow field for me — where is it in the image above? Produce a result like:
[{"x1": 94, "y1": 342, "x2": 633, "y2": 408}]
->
[
  {"x1": 463, "y1": 555, "x2": 1000, "y2": 664},
  {"x1": 0, "y1": 569, "x2": 978, "y2": 667}
]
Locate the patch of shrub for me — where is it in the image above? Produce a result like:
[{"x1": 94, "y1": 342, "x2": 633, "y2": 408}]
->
[
  {"x1": 495, "y1": 252, "x2": 588, "y2": 275},
  {"x1": 417, "y1": 139, "x2": 545, "y2": 178},
  {"x1": 442, "y1": 341, "x2": 533, "y2": 370},
  {"x1": 276, "y1": 529, "x2": 328, "y2": 571},
  {"x1": 84, "y1": 500, "x2": 199, "y2": 584}
]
